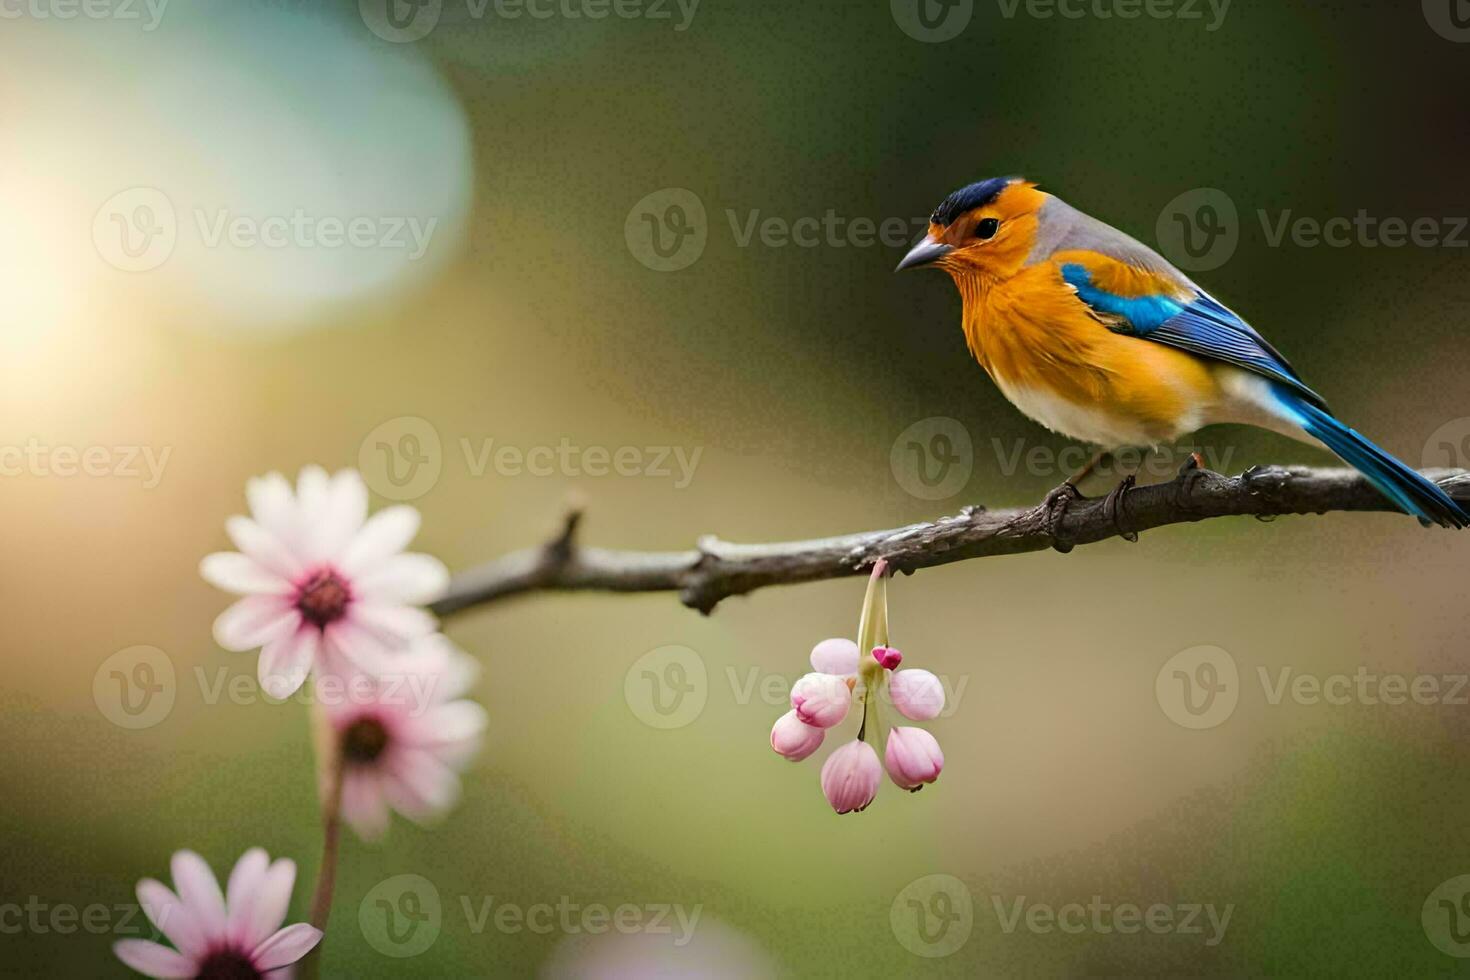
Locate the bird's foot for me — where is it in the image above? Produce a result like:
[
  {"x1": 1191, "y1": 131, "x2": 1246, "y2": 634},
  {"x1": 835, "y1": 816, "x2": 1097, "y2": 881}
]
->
[
  {"x1": 1173, "y1": 451, "x2": 1206, "y2": 510},
  {"x1": 1103, "y1": 474, "x2": 1139, "y2": 542},
  {"x1": 1043, "y1": 481, "x2": 1082, "y2": 553}
]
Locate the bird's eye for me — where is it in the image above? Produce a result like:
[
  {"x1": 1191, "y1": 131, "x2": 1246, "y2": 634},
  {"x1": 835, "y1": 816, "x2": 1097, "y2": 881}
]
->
[{"x1": 974, "y1": 218, "x2": 1000, "y2": 241}]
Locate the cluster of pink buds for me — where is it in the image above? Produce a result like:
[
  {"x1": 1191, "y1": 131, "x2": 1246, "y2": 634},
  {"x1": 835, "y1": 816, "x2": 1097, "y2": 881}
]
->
[{"x1": 769, "y1": 559, "x2": 946, "y2": 814}]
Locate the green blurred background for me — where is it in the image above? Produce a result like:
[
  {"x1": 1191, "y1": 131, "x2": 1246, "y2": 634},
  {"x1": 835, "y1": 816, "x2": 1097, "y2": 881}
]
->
[{"x1": 3, "y1": 0, "x2": 1470, "y2": 975}]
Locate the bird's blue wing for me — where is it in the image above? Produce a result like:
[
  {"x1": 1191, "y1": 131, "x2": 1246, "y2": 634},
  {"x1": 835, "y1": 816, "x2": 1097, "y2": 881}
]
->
[{"x1": 1058, "y1": 258, "x2": 1329, "y2": 412}]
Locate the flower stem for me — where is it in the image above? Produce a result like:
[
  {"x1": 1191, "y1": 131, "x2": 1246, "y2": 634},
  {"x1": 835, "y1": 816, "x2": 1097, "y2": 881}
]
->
[
  {"x1": 855, "y1": 559, "x2": 890, "y2": 744},
  {"x1": 300, "y1": 713, "x2": 345, "y2": 980}
]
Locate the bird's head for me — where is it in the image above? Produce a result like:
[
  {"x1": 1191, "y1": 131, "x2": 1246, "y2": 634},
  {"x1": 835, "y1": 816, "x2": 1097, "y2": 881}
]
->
[{"x1": 896, "y1": 176, "x2": 1047, "y2": 284}]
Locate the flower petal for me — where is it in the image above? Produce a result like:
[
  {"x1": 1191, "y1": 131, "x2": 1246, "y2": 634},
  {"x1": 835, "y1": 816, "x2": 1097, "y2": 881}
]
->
[
  {"x1": 810, "y1": 638, "x2": 860, "y2": 676},
  {"x1": 383, "y1": 748, "x2": 460, "y2": 821},
  {"x1": 336, "y1": 506, "x2": 421, "y2": 576},
  {"x1": 169, "y1": 851, "x2": 226, "y2": 940},
  {"x1": 224, "y1": 848, "x2": 269, "y2": 945},
  {"x1": 246, "y1": 472, "x2": 297, "y2": 542},
  {"x1": 240, "y1": 858, "x2": 297, "y2": 949},
  {"x1": 136, "y1": 878, "x2": 206, "y2": 958},
  {"x1": 314, "y1": 469, "x2": 369, "y2": 561},
  {"x1": 258, "y1": 628, "x2": 319, "y2": 699},
  {"x1": 213, "y1": 596, "x2": 298, "y2": 653},
  {"x1": 352, "y1": 554, "x2": 449, "y2": 605},
  {"x1": 200, "y1": 553, "x2": 290, "y2": 596},
  {"x1": 340, "y1": 768, "x2": 391, "y2": 841},
  {"x1": 113, "y1": 939, "x2": 196, "y2": 978},
  {"x1": 251, "y1": 922, "x2": 323, "y2": 971},
  {"x1": 348, "y1": 602, "x2": 438, "y2": 648},
  {"x1": 225, "y1": 516, "x2": 304, "y2": 581},
  {"x1": 399, "y1": 701, "x2": 488, "y2": 755}
]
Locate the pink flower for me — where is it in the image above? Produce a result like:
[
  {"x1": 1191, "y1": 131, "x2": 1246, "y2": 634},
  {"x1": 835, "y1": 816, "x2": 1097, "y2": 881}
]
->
[
  {"x1": 809, "y1": 638, "x2": 859, "y2": 676},
  {"x1": 319, "y1": 634, "x2": 488, "y2": 841},
  {"x1": 871, "y1": 646, "x2": 902, "y2": 670},
  {"x1": 819, "y1": 740, "x2": 882, "y2": 814},
  {"x1": 113, "y1": 848, "x2": 321, "y2": 978},
  {"x1": 885, "y1": 726, "x2": 944, "y2": 790},
  {"x1": 888, "y1": 668, "x2": 945, "y2": 721},
  {"x1": 790, "y1": 672, "x2": 851, "y2": 728},
  {"x1": 770, "y1": 710, "x2": 824, "y2": 761},
  {"x1": 200, "y1": 466, "x2": 449, "y2": 698}
]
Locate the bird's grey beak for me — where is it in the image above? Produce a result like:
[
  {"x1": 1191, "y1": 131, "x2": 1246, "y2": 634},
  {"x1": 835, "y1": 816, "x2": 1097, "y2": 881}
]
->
[{"x1": 895, "y1": 235, "x2": 954, "y2": 272}]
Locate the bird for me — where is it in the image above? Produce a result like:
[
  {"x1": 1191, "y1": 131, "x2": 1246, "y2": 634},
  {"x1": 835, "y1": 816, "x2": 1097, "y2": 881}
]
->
[{"x1": 895, "y1": 176, "x2": 1467, "y2": 532}]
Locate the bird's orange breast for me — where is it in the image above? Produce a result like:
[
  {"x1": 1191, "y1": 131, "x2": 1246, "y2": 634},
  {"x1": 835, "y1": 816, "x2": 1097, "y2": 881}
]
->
[{"x1": 958, "y1": 262, "x2": 1221, "y2": 446}]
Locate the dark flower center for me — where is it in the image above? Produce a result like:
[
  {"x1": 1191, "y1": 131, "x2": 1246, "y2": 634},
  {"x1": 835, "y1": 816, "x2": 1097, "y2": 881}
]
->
[
  {"x1": 195, "y1": 949, "x2": 261, "y2": 980},
  {"x1": 342, "y1": 717, "x2": 391, "y2": 764},
  {"x1": 295, "y1": 568, "x2": 351, "y2": 628}
]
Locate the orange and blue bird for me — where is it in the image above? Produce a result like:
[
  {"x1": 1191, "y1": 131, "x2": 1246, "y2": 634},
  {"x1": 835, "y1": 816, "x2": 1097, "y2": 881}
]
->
[{"x1": 897, "y1": 177, "x2": 1468, "y2": 530}]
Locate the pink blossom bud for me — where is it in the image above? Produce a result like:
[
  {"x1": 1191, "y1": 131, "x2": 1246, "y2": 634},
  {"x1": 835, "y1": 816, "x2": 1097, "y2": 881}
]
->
[
  {"x1": 871, "y1": 646, "x2": 902, "y2": 670},
  {"x1": 884, "y1": 726, "x2": 944, "y2": 790},
  {"x1": 820, "y1": 739, "x2": 882, "y2": 814},
  {"x1": 770, "y1": 710, "x2": 825, "y2": 762},
  {"x1": 888, "y1": 668, "x2": 945, "y2": 721},
  {"x1": 809, "y1": 638, "x2": 859, "y2": 676},
  {"x1": 790, "y1": 672, "x2": 851, "y2": 728}
]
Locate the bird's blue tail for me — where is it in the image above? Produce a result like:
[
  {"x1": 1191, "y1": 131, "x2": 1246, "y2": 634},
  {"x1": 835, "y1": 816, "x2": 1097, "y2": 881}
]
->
[{"x1": 1275, "y1": 389, "x2": 1467, "y2": 529}]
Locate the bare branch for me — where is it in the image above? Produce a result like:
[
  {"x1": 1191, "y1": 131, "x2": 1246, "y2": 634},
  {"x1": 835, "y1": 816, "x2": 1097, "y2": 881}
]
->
[{"x1": 430, "y1": 465, "x2": 1470, "y2": 619}]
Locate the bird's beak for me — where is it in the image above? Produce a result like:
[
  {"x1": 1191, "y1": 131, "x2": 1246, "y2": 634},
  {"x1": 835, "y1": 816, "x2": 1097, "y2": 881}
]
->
[{"x1": 895, "y1": 235, "x2": 954, "y2": 272}]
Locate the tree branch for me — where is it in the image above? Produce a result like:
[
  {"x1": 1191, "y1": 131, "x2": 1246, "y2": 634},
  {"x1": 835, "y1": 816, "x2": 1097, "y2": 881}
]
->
[{"x1": 430, "y1": 465, "x2": 1470, "y2": 619}]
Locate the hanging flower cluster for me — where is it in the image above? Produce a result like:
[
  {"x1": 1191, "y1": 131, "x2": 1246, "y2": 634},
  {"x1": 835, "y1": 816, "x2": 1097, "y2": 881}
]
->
[{"x1": 768, "y1": 559, "x2": 946, "y2": 814}]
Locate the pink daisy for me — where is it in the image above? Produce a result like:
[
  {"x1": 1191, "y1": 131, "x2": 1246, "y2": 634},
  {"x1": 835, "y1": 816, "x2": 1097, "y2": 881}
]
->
[
  {"x1": 200, "y1": 466, "x2": 449, "y2": 698},
  {"x1": 113, "y1": 848, "x2": 321, "y2": 979},
  {"x1": 319, "y1": 633, "x2": 488, "y2": 841}
]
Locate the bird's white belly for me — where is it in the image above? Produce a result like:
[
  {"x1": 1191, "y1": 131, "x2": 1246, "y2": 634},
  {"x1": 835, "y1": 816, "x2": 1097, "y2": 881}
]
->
[{"x1": 993, "y1": 377, "x2": 1184, "y2": 449}]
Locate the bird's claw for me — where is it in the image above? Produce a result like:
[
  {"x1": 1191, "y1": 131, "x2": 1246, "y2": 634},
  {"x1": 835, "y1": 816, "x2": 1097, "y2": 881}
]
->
[
  {"x1": 1103, "y1": 474, "x2": 1138, "y2": 542},
  {"x1": 1174, "y1": 451, "x2": 1206, "y2": 510},
  {"x1": 1043, "y1": 481, "x2": 1082, "y2": 553}
]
